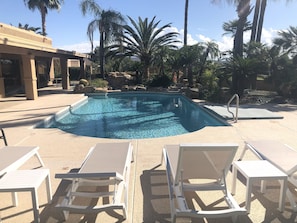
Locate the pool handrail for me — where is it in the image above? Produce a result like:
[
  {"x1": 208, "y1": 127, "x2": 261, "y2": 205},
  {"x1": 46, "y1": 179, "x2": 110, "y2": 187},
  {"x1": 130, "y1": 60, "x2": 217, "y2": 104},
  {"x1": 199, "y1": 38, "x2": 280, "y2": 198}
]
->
[{"x1": 227, "y1": 94, "x2": 239, "y2": 123}]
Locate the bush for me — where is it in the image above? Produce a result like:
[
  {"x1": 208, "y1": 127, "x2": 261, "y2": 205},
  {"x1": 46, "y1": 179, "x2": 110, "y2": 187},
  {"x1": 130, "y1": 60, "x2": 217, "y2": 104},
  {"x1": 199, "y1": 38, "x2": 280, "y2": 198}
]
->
[
  {"x1": 148, "y1": 75, "x2": 171, "y2": 88},
  {"x1": 89, "y1": 78, "x2": 108, "y2": 88},
  {"x1": 279, "y1": 80, "x2": 297, "y2": 99}
]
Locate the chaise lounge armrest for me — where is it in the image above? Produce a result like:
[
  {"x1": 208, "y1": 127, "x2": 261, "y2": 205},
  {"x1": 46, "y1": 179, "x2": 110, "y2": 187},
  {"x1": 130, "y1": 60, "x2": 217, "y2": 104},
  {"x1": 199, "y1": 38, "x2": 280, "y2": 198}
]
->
[{"x1": 55, "y1": 172, "x2": 124, "y2": 181}]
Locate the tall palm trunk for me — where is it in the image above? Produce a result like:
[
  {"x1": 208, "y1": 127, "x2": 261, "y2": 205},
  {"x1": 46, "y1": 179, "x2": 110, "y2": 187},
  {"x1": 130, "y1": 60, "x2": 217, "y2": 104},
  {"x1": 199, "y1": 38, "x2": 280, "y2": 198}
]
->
[
  {"x1": 184, "y1": 0, "x2": 189, "y2": 46},
  {"x1": 197, "y1": 48, "x2": 210, "y2": 81},
  {"x1": 250, "y1": 0, "x2": 266, "y2": 43},
  {"x1": 256, "y1": 0, "x2": 266, "y2": 42},
  {"x1": 99, "y1": 30, "x2": 105, "y2": 79},
  {"x1": 232, "y1": 0, "x2": 250, "y2": 96},
  {"x1": 250, "y1": 0, "x2": 260, "y2": 42},
  {"x1": 144, "y1": 66, "x2": 150, "y2": 80},
  {"x1": 232, "y1": 20, "x2": 244, "y2": 95},
  {"x1": 40, "y1": 4, "x2": 47, "y2": 36},
  {"x1": 184, "y1": 0, "x2": 192, "y2": 86}
]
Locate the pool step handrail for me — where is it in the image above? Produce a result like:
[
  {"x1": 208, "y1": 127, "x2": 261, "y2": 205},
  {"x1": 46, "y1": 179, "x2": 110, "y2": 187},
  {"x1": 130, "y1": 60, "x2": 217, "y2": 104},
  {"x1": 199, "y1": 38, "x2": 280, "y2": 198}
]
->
[
  {"x1": 0, "y1": 128, "x2": 8, "y2": 146},
  {"x1": 227, "y1": 94, "x2": 239, "y2": 123}
]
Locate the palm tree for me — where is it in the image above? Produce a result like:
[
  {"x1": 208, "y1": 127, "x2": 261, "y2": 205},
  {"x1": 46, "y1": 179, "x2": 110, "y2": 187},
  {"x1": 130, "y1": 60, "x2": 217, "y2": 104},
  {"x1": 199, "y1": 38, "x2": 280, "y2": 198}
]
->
[
  {"x1": 222, "y1": 19, "x2": 252, "y2": 37},
  {"x1": 197, "y1": 41, "x2": 220, "y2": 80},
  {"x1": 110, "y1": 16, "x2": 180, "y2": 81},
  {"x1": 17, "y1": 23, "x2": 42, "y2": 34},
  {"x1": 251, "y1": 0, "x2": 293, "y2": 43},
  {"x1": 183, "y1": 0, "x2": 190, "y2": 83},
  {"x1": 177, "y1": 44, "x2": 203, "y2": 86},
  {"x1": 23, "y1": 0, "x2": 64, "y2": 36},
  {"x1": 251, "y1": 0, "x2": 273, "y2": 42},
  {"x1": 231, "y1": 0, "x2": 252, "y2": 96},
  {"x1": 212, "y1": 0, "x2": 251, "y2": 95},
  {"x1": 184, "y1": 0, "x2": 189, "y2": 46},
  {"x1": 274, "y1": 26, "x2": 297, "y2": 58},
  {"x1": 233, "y1": 0, "x2": 251, "y2": 57},
  {"x1": 80, "y1": 0, "x2": 125, "y2": 78},
  {"x1": 250, "y1": 0, "x2": 262, "y2": 42}
]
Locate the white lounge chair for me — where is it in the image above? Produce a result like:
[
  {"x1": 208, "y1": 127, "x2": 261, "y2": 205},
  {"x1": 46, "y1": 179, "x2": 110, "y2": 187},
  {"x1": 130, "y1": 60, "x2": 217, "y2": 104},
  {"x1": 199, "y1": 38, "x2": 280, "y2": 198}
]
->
[
  {"x1": 240, "y1": 140, "x2": 297, "y2": 212},
  {"x1": 162, "y1": 143, "x2": 246, "y2": 223},
  {"x1": 0, "y1": 146, "x2": 45, "y2": 176},
  {"x1": 55, "y1": 142, "x2": 133, "y2": 221}
]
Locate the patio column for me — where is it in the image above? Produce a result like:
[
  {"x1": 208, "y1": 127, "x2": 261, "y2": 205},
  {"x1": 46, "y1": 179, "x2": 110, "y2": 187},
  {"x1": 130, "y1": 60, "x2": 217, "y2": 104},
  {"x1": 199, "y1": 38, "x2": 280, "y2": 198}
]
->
[
  {"x1": 0, "y1": 60, "x2": 5, "y2": 98},
  {"x1": 80, "y1": 58, "x2": 86, "y2": 79},
  {"x1": 21, "y1": 54, "x2": 38, "y2": 100},
  {"x1": 48, "y1": 58, "x2": 55, "y2": 85},
  {"x1": 60, "y1": 57, "x2": 70, "y2": 90}
]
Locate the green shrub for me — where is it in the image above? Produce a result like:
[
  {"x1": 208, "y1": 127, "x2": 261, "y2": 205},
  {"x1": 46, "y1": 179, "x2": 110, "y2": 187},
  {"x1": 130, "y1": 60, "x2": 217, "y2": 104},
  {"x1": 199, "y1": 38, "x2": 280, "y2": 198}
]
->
[
  {"x1": 279, "y1": 80, "x2": 297, "y2": 99},
  {"x1": 148, "y1": 75, "x2": 171, "y2": 88},
  {"x1": 89, "y1": 78, "x2": 108, "y2": 88}
]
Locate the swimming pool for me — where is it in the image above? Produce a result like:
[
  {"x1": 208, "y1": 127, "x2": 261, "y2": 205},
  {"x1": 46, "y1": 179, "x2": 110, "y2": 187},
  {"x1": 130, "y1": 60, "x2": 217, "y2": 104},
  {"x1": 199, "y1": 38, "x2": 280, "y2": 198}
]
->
[{"x1": 40, "y1": 92, "x2": 228, "y2": 139}]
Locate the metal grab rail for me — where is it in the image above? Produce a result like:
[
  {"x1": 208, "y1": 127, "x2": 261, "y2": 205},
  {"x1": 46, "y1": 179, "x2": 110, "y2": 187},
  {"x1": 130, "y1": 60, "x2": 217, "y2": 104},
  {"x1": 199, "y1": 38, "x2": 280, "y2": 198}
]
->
[
  {"x1": 0, "y1": 128, "x2": 8, "y2": 146},
  {"x1": 227, "y1": 94, "x2": 239, "y2": 123}
]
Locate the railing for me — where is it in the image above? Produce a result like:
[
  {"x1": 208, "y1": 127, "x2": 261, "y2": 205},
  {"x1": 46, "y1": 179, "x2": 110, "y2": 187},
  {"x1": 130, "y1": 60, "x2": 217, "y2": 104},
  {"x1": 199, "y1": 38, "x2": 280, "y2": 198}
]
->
[
  {"x1": 0, "y1": 128, "x2": 8, "y2": 146},
  {"x1": 227, "y1": 94, "x2": 239, "y2": 123}
]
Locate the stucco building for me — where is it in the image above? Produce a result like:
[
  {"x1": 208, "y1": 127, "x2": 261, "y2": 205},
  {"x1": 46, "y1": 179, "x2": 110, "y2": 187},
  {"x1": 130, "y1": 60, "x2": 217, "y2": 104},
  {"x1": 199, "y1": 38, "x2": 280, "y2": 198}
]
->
[{"x1": 0, "y1": 23, "x2": 90, "y2": 100}]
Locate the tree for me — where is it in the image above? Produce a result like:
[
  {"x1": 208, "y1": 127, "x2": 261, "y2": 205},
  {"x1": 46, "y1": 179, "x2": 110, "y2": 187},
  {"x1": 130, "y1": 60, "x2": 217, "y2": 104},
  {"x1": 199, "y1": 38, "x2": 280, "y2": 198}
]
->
[
  {"x1": 212, "y1": 0, "x2": 251, "y2": 96},
  {"x1": 80, "y1": 0, "x2": 125, "y2": 79},
  {"x1": 250, "y1": 0, "x2": 285, "y2": 43},
  {"x1": 184, "y1": 0, "x2": 189, "y2": 46},
  {"x1": 222, "y1": 19, "x2": 252, "y2": 37},
  {"x1": 197, "y1": 41, "x2": 220, "y2": 80},
  {"x1": 178, "y1": 44, "x2": 203, "y2": 86},
  {"x1": 110, "y1": 16, "x2": 180, "y2": 81},
  {"x1": 233, "y1": 0, "x2": 251, "y2": 58},
  {"x1": 23, "y1": 0, "x2": 64, "y2": 36},
  {"x1": 274, "y1": 26, "x2": 297, "y2": 58},
  {"x1": 17, "y1": 23, "x2": 42, "y2": 34},
  {"x1": 243, "y1": 41, "x2": 270, "y2": 88},
  {"x1": 233, "y1": 0, "x2": 251, "y2": 96},
  {"x1": 250, "y1": 0, "x2": 293, "y2": 43}
]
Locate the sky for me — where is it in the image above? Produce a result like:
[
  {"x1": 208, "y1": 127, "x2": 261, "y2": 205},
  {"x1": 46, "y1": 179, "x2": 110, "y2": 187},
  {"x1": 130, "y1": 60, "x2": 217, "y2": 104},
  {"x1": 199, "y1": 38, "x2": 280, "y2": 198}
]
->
[{"x1": 1, "y1": 0, "x2": 296, "y2": 53}]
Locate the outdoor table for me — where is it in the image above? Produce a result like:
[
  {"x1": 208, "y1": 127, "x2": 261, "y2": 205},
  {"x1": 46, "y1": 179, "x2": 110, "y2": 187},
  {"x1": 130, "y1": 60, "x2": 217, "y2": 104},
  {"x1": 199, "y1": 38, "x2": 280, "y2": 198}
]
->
[{"x1": 232, "y1": 160, "x2": 287, "y2": 213}]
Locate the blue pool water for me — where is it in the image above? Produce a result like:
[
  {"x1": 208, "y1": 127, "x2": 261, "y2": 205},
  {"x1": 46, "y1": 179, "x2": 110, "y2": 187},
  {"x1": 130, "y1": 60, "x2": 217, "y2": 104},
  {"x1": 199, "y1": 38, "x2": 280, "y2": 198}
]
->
[{"x1": 42, "y1": 92, "x2": 227, "y2": 139}]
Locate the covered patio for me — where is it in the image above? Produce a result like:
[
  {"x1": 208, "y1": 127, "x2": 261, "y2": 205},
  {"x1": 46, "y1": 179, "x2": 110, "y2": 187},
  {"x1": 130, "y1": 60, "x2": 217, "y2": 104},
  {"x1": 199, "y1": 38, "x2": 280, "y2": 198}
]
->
[{"x1": 0, "y1": 22, "x2": 90, "y2": 100}]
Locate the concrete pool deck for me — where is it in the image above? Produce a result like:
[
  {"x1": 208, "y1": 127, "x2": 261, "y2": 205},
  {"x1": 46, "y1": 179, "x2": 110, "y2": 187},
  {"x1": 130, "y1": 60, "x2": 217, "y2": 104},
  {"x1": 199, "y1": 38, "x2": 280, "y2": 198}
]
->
[{"x1": 1, "y1": 88, "x2": 297, "y2": 222}]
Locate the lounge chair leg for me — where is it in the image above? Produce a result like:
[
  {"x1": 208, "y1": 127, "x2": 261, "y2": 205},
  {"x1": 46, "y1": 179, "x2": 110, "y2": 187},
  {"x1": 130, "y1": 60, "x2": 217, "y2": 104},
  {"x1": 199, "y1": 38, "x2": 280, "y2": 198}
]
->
[
  {"x1": 122, "y1": 206, "x2": 127, "y2": 219},
  {"x1": 31, "y1": 188, "x2": 40, "y2": 223},
  {"x1": 62, "y1": 210, "x2": 69, "y2": 221},
  {"x1": 12, "y1": 192, "x2": 18, "y2": 206},
  {"x1": 45, "y1": 174, "x2": 52, "y2": 203},
  {"x1": 232, "y1": 215, "x2": 241, "y2": 223},
  {"x1": 287, "y1": 189, "x2": 297, "y2": 212}
]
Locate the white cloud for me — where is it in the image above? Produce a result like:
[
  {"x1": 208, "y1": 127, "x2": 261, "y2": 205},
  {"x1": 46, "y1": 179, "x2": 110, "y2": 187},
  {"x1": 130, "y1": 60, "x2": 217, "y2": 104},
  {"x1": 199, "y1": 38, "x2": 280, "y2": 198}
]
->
[
  {"x1": 198, "y1": 28, "x2": 279, "y2": 52},
  {"x1": 197, "y1": 34, "x2": 211, "y2": 43},
  {"x1": 187, "y1": 34, "x2": 199, "y2": 46},
  {"x1": 261, "y1": 28, "x2": 278, "y2": 46},
  {"x1": 216, "y1": 36, "x2": 233, "y2": 52},
  {"x1": 176, "y1": 28, "x2": 198, "y2": 47},
  {"x1": 55, "y1": 27, "x2": 279, "y2": 54},
  {"x1": 56, "y1": 41, "x2": 99, "y2": 54}
]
